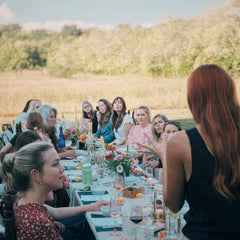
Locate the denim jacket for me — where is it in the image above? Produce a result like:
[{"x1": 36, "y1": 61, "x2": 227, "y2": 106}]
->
[{"x1": 94, "y1": 116, "x2": 115, "y2": 143}]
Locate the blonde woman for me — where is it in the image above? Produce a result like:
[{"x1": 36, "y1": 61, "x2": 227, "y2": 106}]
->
[{"x1": 127, "y1": 106, "x2": 152, "y2": 150}]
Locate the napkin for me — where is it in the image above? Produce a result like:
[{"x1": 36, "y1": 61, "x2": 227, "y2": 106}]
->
[
  {"x1": 77, "y1": 191, "x2": 109, "y2": 205},
  {"x1": 77, "y1": 150, "x2": 88, "y2": 156},
  {"x1": 91, "y1": 214, "x2": 122, "y2": 232},
  {"x1": 61, "y1": 160, "x2": 79, "y2": 170}
]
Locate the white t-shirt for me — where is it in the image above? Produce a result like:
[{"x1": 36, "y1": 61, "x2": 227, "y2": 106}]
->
[{"x1": 114, "y1": 114, "x2": 133, "y2": 144}]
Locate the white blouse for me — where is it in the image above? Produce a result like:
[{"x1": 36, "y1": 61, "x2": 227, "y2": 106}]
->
[{"x1": 114, "y1": 114, "x2": 133, "y2": 144}]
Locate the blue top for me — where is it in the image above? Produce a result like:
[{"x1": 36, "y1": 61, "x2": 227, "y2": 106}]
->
[
  {"x1": 183, "y1": 128, "x2": 240, "y2": 240},
  {"x1": 94, "y1": 116, "x2": 115, "y2": 144}
]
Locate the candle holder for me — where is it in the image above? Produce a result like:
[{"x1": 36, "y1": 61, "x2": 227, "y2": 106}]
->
[{"x1": 153, "y1": 187, "x2": 166, "y2": 221}]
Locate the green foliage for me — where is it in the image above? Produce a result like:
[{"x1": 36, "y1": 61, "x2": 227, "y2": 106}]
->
[
  {"x1": 176, "y1": 118, "x2": 197, "y2": 130},
  {"x1": 1, "y1": 1, "x2": 240, "y2": 76},
  {"x1": 60, "y1": 25, "x2": 82, "y2": 37},
  {"x1": 0, "y1": 24, "x2": 21, "y2": 38}
]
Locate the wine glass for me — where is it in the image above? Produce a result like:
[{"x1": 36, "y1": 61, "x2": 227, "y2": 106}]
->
[
  {"x1": 109, "y1": 200, "x2": 122, "y2": 236},
  {"x1": 114, "y1": 175, "x2": 124, "y2": 200},
  {"x1": 145, "y1": 166, "x2": 153, "y2": 184},
  {"x1": 130, "y1": 205, "x2": 143, "y2": 240},
  {"x1": 87, "y1": 143, "x2": 95, "y2": 163}
]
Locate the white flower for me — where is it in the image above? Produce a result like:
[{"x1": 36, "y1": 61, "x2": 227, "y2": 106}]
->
[{"x1": 116, "y1": 164, "x2": 124, "y2": 173}]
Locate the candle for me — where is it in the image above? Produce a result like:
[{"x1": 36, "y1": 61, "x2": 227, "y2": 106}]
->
[
  {"x1": 75, "y1": 106, "x2": 77, "y2": 124},
  {"x1": 100, "y1": 136, "x2": 106, "y2": 150},
  {"x1": 90, "y1": 122, "x2": 93, "y2": 138}
]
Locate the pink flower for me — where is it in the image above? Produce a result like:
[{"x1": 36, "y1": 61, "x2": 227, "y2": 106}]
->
[
  {"x1": 70, "y1": 130, "x2": 77, "y2": 137},
  {"x1": 134, "y1": 159, "x2": 139, "y2": 166},
  {"x1": 116, "y1": 154, "x2": 123, "y2": 160},
  {"x1": 130, "y1": 162, "x2": 135, "y2": 172}
]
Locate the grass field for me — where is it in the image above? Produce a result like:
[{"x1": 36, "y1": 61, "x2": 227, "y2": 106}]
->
[{"x1": 0, "y1": 70, "x2": 212, "y2": 130}]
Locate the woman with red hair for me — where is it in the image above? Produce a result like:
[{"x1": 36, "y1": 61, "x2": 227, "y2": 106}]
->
[{"x1": 141, "y1": 64, "x2": 240, "y2": 239}]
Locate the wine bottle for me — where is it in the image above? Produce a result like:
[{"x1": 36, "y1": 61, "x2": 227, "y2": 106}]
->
[{"x1": 58, "y1": 126, "x2": 65, "y2": 149}]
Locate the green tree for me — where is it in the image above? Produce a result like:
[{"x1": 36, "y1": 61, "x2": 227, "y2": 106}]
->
[{"x1": 60, "y1": 25, "x2": 82, "y2": 37}]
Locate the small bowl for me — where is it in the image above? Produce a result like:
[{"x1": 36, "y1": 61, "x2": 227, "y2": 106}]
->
[{"x1": 91, "y1": 187, "x2": 105, "y2": 195}]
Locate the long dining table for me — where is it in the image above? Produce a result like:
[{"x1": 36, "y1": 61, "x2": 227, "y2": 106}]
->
[{"x1": 60, "y1": 154, "x2": 189, "y2": 240}]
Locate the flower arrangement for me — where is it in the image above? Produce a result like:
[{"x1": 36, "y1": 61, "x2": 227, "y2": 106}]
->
[
  {"x1": 63, "y1": 125, "x2": 84, "y2": 146},
  {"x1": 104, "y1": 145, "x2": 141, "y2": 176},
  {"x1": 78, "y1": 134, "x2": 88, "y2": 150}
]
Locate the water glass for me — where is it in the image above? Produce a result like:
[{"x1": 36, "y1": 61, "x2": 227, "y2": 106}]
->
[
  {"x1": 87, "y1": 142, "x2": 95, "y2": 162},
  {"x1": 145, "y1": 167, "x2": 153, "y2": 183}
]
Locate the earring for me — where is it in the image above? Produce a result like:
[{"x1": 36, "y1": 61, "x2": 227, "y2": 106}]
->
[{"x1": 39, "y1": 181, "x2": 43, "y2": 185}]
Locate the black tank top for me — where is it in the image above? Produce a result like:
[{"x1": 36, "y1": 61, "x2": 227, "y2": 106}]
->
[{"x1": 183, "y1": 128, "x2": 240, "y2": 240}]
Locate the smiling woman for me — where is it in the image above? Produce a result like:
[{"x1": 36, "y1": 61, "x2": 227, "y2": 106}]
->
[
  {"x1": 94, "y1": 99, "x2": 116, "y2": 143},
  {"x1": 0, "y1": 142, "x2": 108, "y2": 240},
  {"x1": 112, "y1": 97, "x2": 134, "y2": 146},
  {"x1": 81, "y1": 101, "x2": 98, "y2": 134}
]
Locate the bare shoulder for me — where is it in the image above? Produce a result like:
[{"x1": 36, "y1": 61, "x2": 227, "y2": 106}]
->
[
  {"x1": 167, "y1": 130, "x2": 192, "y2": 181},
  {"x1": 167, "y1": 130, "x2": 189, "y2": 147}
]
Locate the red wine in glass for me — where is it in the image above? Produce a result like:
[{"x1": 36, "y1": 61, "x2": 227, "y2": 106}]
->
[
  {"x1": 130, "y1": 216, "x2": 143, "y2": 224},
  {"x1": 130, "y1": 205, "x2": 143, "y2": 240}
]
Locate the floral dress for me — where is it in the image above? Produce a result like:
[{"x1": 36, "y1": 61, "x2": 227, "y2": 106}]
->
[
  {"x1": 14, "y1": 203, "x2": 63, "y2": 240},
  {"x1": 127, "y1": 124, "x2": 152, "y2": 150}
]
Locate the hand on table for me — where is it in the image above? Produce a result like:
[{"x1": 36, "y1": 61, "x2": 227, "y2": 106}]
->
[
  {"x1": 65, "y1": 149, "x2": 77, "y2": 159},
  {"x1": 59, "y1": 146, "x2": 73, "y2": 152},
  {"x1": 89, "y1": 200, "x2": 109, "y2": 211}
]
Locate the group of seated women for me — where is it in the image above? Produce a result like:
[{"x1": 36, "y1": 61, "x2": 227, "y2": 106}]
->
[
  {"x1": 83, "y1": 97, "x2": 181, "y2": 148},
  {"x1": 81, "y1": 97, "x2": 181, "y2": 181},
  {"x1": 1, "y1": 97, "x2": 182, "y2": 186},
  {"x1": 1, "y1": 64, "x2": 240, "y2": 240},
  {"x1": 0, "y1": 96, "x2": 182, "y2": 239}
]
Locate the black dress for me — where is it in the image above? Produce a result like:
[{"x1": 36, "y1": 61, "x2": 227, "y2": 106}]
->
[
  {"x1": 183, "y1": 128, "x2": 240, "y2": 240},
  {"x1": 85, "y1": 111, "x2": 98, "y2": 134}
]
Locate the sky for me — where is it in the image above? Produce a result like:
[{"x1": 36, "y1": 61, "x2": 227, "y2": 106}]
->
[{"x1": 0, "y1": 0, "x2": 227, "y2": 31}]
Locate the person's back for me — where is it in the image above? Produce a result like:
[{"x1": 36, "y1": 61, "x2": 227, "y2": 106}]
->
[{"x1": 184, "y1": 127, "x2": 240, "y2": 240}]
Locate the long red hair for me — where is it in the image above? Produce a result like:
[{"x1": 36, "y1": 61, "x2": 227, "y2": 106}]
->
[{"x1": 187, "y1": 64, "x2": 240, "y2": 200}]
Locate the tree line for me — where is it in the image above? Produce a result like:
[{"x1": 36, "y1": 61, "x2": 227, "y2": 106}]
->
[{"x1": 0, "y1": 0, "x2": 240, "y2": 77}]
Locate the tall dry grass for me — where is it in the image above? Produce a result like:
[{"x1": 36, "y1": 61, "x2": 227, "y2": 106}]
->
[{"x1": 1, "y1": 70, "x2": 239, "y2": 126}]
